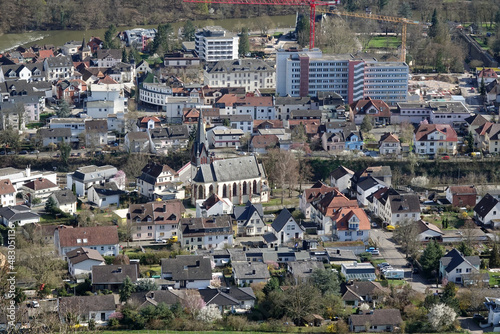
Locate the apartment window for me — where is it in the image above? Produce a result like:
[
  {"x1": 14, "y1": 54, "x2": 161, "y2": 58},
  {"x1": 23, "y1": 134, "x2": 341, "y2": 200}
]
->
[{"x1": 456, "y1": 268, "x2": 462, "y2": 273}]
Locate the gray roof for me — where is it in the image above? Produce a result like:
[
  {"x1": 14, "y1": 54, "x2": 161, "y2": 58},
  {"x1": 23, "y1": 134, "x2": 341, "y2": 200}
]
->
[
  {"x1": 39, "y1": 128, "x2": 71, "y2": 138},
  {"x1": 441, "y1": 248, "x2": 481, "y2": 274},
  {"x1": 91, "y1": 264, "x2": 139, "y2": 284},
  {"x1": 271, "y1": 208, "x2": 294, "y2": 232},
  {"x1": 96, "y1": 49, "x2": 122, "y2": 60},
  {"x1": 51, "y1": 189, "x2": 77, "y2": 205},
  {"x1": 233, "y1": 201, "x2": 264, "y2": 221},
  {"x1": 193, "y1": 156, "x2": 265, "y2": 183},
  {"x1": 161, "y1": 255, "x2": 212, "y2": 281},
  {"x1": 357, "y1": 176, "x2": 385, "y2": 191},
  {"x1": 66, "y1": 247, "x2": 104, "y2": 265},
  {"x1": 71, "y1": 165, "x2": 117, "y2": 182},
  {"x1": 45, "y1": 55, "x2": 73, "y2": 67},
  {"x1": 205, "y1": 59, "x2": 274, "y2": 74},
  {"x1": 199, "y1": 288, "x2": 239, "y2": 306},
  {"x1": 428, "y1": 101, "x2": 470, "y2": 114},
  {"x1": 288, "y1": 260, "x2": 324, "y2": 279},
  {"x1": 275, "y1": 96, "x2": 312, "y2": 106},
  {"x1": 0, "y1": 205, "x2": 39, "y2": 222},
  {"x1": 290, "y1": 109, "x2": 323, "y2": 118},
  {"x1": 91, "y1": 182, "x2": 124, "y2": 198},
  {"x1": 330, "y1": 165, "x2": 354, "y2": 180},
  {"x1": 58, "y1": 295, "x2": 116, "y2": 316},
  {"x1": 232, "y1": 262, "x2": 270, "y2": 280},
  {"x1": 129, "y1": 290, "x2": 181, "y2": 308},
  {"x1": 474, "y1": 193, "x2": 498, "y2": 218},
  {"x1": 349, "y1": 309, "x2": 402, "y2": 326}
]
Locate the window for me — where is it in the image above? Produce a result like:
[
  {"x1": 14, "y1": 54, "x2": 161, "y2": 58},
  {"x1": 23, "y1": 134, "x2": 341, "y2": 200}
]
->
[
  {"x1": 456, "y1": 268, "x2": 462, "y2": 273},
  {"x1": 101, "y1": 246, "x2": 104, "y2": 251},
  {"x1": 77, "y1": 239, "x2": 82, "y2": 243}
]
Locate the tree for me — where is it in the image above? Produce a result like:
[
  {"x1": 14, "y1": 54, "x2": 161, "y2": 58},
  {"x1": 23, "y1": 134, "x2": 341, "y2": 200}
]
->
[
  {"x1": 297, "y1": 155, "x2": 312, "y2": 193},
  {"x1": 58, "y1": 141, "x2": 71, "y2": 166},
  {"x1": 296, "y1": 14, "x2": 310, "y2": 47},
  {"x1": 490, "y1": 243, "x2": 500, "y2": 268},
  {"x1": 441, "y1": 282, "x2": 460, "y2": 312},
  {"x1": 135, "y1": 280, "x2": 158, "y2": 292},
  {"x1": 152, "y1": 23, "x2": 173, "y2": 55},
  {"x1": 283, "y1": 281, "x2": 322, "y2": 325},
  {"x1": 427, "y1": 303, "x2": 457, "y2": 331},
  {"x1": 264, "y1": 149, "x2": 299, "y2": 204},
  {"x1": 104, "y1": 24, "x2": 119, "y2": 49},
  {"x1": 360, "y1": 116, "x2": 373, "y2": 133},
  {"x1": 420, "y1": 240, "x2": 443, "y2": 277},
  {"x1": 196, "y1": 304, "x2": 222, "y2": 323},
  {"x1": 465, "y1": 131, "x2": 475, "y2": 153},
  {"x1": 398, "y1": 2, "x2": 412, "y2": 18},
  {"x1": 238, "y1": 27, "x2": 250, "y2": 56},
  {"x1": 378, "y1": 0, "x2": 388, "y2": 11},
  {"x1": 480, "y1": 78, "x2": 486, "y2": 97},
  {"x1": 263, "y1": 277, "x2": 280, "y2": 295},
  {"x1": 457, "y1": 241, "x2": 473, "y2": 257},
  {"x1": 393, "y1": 219, "x2": 420, "y2": 259},
  {"x1": 182, "y1": 290, "x2": 205, "y2": 319},
  {"x1": 428, "y1": 9, "x2": 440, "y2": 40},
  {"x1": 122, "y1": 48, "x2": 128, "y2": 63},
  {"x1": 183, "y1": 20, "x2": 196, "y2": 41},
  {"x1": 55, "y1": 99, "x2": 71, "y2": 118},
  {"x1": 45, "y1": 196, "x2": 57, "y2": 214},
  {"x1": 316, "y1": 17, "x2": 359, "y2": 54},
  {"x1": 310, "y1": 268, "x2": 340, "y2": 295},
  {"x1": 119, "y1": 276, "x2": 136, "y2": 303}
]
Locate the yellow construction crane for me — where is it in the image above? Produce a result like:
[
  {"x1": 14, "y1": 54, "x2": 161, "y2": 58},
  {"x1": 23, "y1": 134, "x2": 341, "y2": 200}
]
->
[{"x1": 316, "y1": 7, "x2": 428, "y2": 63}]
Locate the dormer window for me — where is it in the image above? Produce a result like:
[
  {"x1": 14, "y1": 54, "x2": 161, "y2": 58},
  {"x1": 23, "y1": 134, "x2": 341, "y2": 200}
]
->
[
  {"x1": 83, "y1": 238, "x2": 88, "y2": 243},
  {"x1": 77, "y1": 239, "x2": 82, "y2": 243}
]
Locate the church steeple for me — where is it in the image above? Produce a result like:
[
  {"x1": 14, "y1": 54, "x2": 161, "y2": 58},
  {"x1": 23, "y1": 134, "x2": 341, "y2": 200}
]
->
[{"x1": 191, "y1": 109, "x2": 209, "y2": 167}]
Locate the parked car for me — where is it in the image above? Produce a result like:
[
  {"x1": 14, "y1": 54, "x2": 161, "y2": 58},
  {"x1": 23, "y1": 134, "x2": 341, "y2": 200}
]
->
[
  {"x1": 7, "y1": 151, "x2": 15, "y2": 155},
  {"x1": 377, "y1": 262, "x2": 390, "y2": 268},
  {"x1": 29, "y1": 150, "x2": 40, "y2": 154},
  {"x1": 19, "y1": 150, "x2": 28, "y2": 155},
  {"x1": 28, "y1": 300, "x2": 40, "y2": 308},
  {"x1": 442, "y1": 155, "x2": 450, "y2": 160}
]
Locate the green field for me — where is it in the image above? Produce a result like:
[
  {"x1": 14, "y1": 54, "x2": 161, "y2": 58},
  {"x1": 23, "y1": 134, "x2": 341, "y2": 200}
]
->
[{"x1": 366, "y1": 36, "x2": 401, "y2": 49}]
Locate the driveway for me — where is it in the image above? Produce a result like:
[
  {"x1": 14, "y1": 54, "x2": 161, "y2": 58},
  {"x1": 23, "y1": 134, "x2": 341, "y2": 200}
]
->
[
  {"x1": 370, "y1": 229, "x2": 430, "y2": 293},
  {"x1": 459, "y1": 317, "x2": 487, "y2": 334}
]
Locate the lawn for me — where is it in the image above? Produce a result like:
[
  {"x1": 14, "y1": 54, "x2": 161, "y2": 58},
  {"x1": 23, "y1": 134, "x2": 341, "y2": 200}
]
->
[
  {"x1": 366, "y1": 36, "x2": 401, "y2": 49},
  {"x1": 473, "y1": 36, "x2": 490, "y2": 50},
  {"x1": 488, "y1": 271, "x2": 500, "y2": 287},
  {"x1": 379, "y1": 279, "x2": 406, "y2": 287},
  {"x1": 40, "y1": 213, "x2": 73, "y2": 224},
  {"x1": 421, "y1": 211, "x2": 471, "y2": 230},
  {"x1": 262, "y1": 196, "x2": 299, "y2": 208}
]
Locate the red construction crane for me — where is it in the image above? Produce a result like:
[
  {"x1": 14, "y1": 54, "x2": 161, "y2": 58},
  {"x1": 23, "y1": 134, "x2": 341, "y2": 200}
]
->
[{"x1": 182, "y1": 0, "x2": 340, "y2": 49}]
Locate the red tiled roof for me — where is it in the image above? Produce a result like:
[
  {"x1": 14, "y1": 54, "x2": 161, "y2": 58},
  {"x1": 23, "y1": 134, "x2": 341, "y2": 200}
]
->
[
  {"x1": 448, "y1": 185, "x2": 477, "y2": 195},
  {"x1": 38, "y1": 50, "x2": 54, "y2": 59},
  {"x1": 0, "y1": 179, "x2": 15, "y2": 195},
  {"x1": 288, "y1": 120, "x2": 321, "y2": 135},
  {"x1": 350, "y1": 97, "x2": 391, "y2": 118},
  {"x1": 334, "y1": 207, "x2": 371, "y2": 231},
  {"x1": 183, "y1": 108, "x2": 200, "y2": 118},
  {"x1": 98, "y1": 75, "x2": 118, "y2": 84},
  {"x1": 253, "y1": 119, "x2": 284, "y2": 129},
  {"x1": 250, "y1": 134, "x2": 279, "y2": 148},
  {"x1": 216, "y1": 94, "x2": 238, "y2": 106},
  {"x1": 478, "y1": 68, "x2": 498, "y2": 79},
  {"x1": 303, "y1": 181, "x2": 337, "y2": 204},
  {"x1": 380, "y1": 133, "x2": 399, "y2": 143},
  {"x1": 23, "y1": 178, "x2": 58, "y2": 191},
  {"x1": 414, "y1": 124, "x2": 458, "y2": 142},
  {"x1": 139, "y1": 116, "x2": 161, "y2": 123},
  {"x1": 57, "y1": 226, "x2": 119, "y2": 247}
]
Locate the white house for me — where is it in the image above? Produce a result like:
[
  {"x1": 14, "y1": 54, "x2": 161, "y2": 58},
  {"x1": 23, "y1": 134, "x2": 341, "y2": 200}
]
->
[
  {"x1": 485, "y1": 297, "x2": 500, "y2": 329},
  {"x1": 207, "y1": 126, "x2": 244, "y2": 149},
  {"x1": 341, "y1": 262, "x2": 376, "y2": 281},
  {"x1": 66, "y1": 247, "x2": 105, "y2": 278},
  {"x1": 439, "y1": 248, "x2": 481, "y2": 285},
  {"x1": 329, "y1": 166, "x2": 354, "y2": 194},
  {"x1": 87, "y1": 182, "x2": 123, "y2": 208},
  {"x1": 233, "y1": 201, "x2": 266, "y2": 236},
  {"x1": 136, "y1": 162, "x2": 179, "y2": 200},
  {"x1": 66, "y1": 165, "x2": 118, "y2": 197},
  {"x1": 270, "y1": 209, "x2": 304, "y2": 245},
  {"x1": 58, "y1": 295, "x2": 116, "y2": 326},
  {"x1": 196, "y1": 193, "x2": 233, "y2": 218},
  {"x1": 0, "y1": 179, "x2": 16, "y2": 207},
  {"x1": 50, "y1": 189, "x2": 77, "y2": 215},
  {"x1": 195, "y1": 26, "x2": 238, "y2": 62},
  {"x1": 332, "y1": 207, "x2": 371, "y2": 242},
  {"x1": 474, "y1": 193, "x2": 500, "y2": 228},
  {"x1": 414, "y1": 123, "x2": 458, "y2": 156},
  {"x1": 370, "y1": 187, "x2": 421, "y2": 226},
  {"x1": 179, "y1": 216, "x2": 233, "y2": 251},
  {"x1": 161, "y1": 255, "x2": 212, "y2": 289},
  {"x1": 0, "y1": 205, "x2": 40, "y2": 227},
  {"x1": 232, "y1": 262, "x2": 270, "y2": 287},
  {"x1": 356, "y1": 176, "x2": 387, "y2": 207},
  {"x1": 21, "y1": 177, "x2": 60, "y2": 204},
  {"x1": 54, "y1": 226, "x2": 120, "y2": 259},
  {"x1": 416, "y1": 220, "x2": 443, "y2": 242}
]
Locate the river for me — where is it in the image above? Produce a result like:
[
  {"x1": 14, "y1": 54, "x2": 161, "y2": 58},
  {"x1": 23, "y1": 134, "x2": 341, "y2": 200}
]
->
[{"x1": 0, "y1": 15, "x2": 296, "y2": 53}]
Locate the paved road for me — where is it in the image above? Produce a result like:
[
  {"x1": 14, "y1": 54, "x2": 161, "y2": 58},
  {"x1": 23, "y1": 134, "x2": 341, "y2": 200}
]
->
[{"x1": 370, "y1": 228, "x2": 429, "y2": 293}]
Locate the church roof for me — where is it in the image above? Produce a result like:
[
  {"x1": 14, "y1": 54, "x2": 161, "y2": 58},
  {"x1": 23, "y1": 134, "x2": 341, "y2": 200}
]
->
[{"x1": 193, "y1": 156, "x2": 265, "y2": 183}]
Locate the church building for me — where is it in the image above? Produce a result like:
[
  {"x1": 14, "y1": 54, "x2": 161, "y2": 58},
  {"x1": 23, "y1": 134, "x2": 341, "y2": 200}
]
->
[{"x1": 190, "y1": 112, "x2": 270, "y2": 205}]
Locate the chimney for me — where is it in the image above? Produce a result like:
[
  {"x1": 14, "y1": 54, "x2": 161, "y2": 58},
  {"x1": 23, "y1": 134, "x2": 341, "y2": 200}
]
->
[
  {"x1": 275, "y1": 246, "x2": 278, "y2": 251},
  {"x1": 243, "y1": 246, "x2": 246, "y2": 251},
  {"x1": 117, "y1": 267, "x2": 122, "y2": 273},
  {"x1": 252, "y1": 270, "x2": 256, "y2": 274},
  {"x1": 196, "y1": 260, "x2": 200, "y2": 266},
  {"x1": 150, "y1": 292, "x2": 155, "y2": 300},
  {"x1": 163, "y1": 204, "x2": 167, "y2": 212},
  {"x1": 141, "y1": 205, "x2": 145, "y2": 214},
  {"x1": 26, "y1": 165, "x2": 31, "y2": 177}
]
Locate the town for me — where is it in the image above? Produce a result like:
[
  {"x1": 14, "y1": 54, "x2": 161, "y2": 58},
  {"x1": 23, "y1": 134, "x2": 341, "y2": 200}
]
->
[{"x1": 2, "y1": 4, "x2": 500, "y2": 334}]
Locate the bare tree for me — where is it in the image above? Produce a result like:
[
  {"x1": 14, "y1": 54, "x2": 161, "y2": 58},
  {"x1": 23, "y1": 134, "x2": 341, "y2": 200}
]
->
[{"x1": 393, "y1": 219, "x2": 420, "y2": 259}]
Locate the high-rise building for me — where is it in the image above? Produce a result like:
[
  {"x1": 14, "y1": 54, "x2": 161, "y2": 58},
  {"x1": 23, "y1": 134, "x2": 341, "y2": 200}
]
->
[
  {"x1": 276, "y1": 48, "x2": 408, "y2": 105},
  {"x1": 195, "y1": 26, "x2": 239, "y2": 62}
]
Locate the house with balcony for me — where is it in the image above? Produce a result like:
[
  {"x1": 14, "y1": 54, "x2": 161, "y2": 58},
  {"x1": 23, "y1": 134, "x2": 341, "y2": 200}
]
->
[
  {"x1": 207, "y1": 126, "x2": 244, "y2": 148},
  {"x1": 332, "y1": 207, "x2": 371, "y2": 242},
  {"x1": 91, "y1": 264, "x2": 139, "y2": 292},
  {"x1": 233, "y1": 201, "x2": 266, "y2": 236},
  {"x1": 370, "y1": 187, "x2": 420, "y2": 227},
  {"x1": 127, "y1": 200, "x2": 185, "y2": 242},
  {"x1": 299, "y1": 181, "x2": 337, "y2": 219},
  {"x1": 179, "y1": 215, "x2": 233, "y2": 250},
  {"x1": 379, "y1": 133, "x2": 401, "y2": 155},
  {"x1": 66, "y1": 165, "x2": 118, "y2": 197},
  {"x1": 137, "y1": 162, "x2": 182, "y2": 200},
  {"x1": 270, "y1": 209, "x2": 304, "y2": 245},
  {"x1": 350, "y1": 98, "x2": 391, "y2": 125},
  {"x1": 195, "y1": 26, "x2": 238, "y2": 62},
  {"x1": 414, "y1": 123, "x2": 458, "y2": 156},
  {"x1": 54, "y1": 226, "x2": 120, "y2": 259},
  {"x1": 43, "y1": 55, "x2": 74, "y2": 81}
]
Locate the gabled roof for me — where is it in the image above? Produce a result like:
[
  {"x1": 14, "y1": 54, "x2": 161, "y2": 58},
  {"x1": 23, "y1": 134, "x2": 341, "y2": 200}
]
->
[
  {"x1": 90, "y1": 182, "x2": 124, "y2": 198},
  {"x1": 201, "y1": 193, "x2": 231, "y2": 211},
  {"x1": 91, "y1": 264, "x2": 139, "y2": 284},
  {"x1": 474, "y1": 193, "x2": 499, "y2": 218},
  {"x1": 0, "y1": 179, "x2": 15, "y2": 195},
  {"x1": 340, "y1": 281, "x2": 386, "y2": 301},
  {"x1": 478, "y1": 68, "x2": 498, "y2": 79},
  {"x1": 441, "y1": 248, "x2": 480, "y2": 274},
  {"x1": 193, "y1": 156, "x2": 265, "y2": 183},
  {"x1": 475, "y1": 122, "x2": 500, "y2": 140},
  {"x1": 23, "y1": 177, "x2": 58, "y2": 191},
  {"x1": 333, "y1": 207, "x2": 371, "y2": 231},
  {"x1": 138, "y1": 162, "x2": 177, "y2": 184},
  {"x1": 57, "y1": 226, "x2": 119, "y2": 247},
  {"x1": 180, "y1": 216, "x2": 232, "y2": 236},
  {"x1": 199, "y1": 288, "x2": 239, "y2": 306},
  {"x1": 232, "y1": 261, "x2": 270, "y2": 280},
  {"x1": 161, "y1": 255, "x2": 212, "y2": 281},
  {"x1": 66, "y1": 247, "x2": 105, "y2": 265},
  {"x1": 271, "y1": 208, "x2": 295, "y2": 232},
  {"x1": 349, "y1": 309, "x2": 402, "y2": 326},
  {"x1": 416, "y1": 220, "x2": 443, "y2": 235},
  {"x1": 447, "y1": 185, "x2": 477, "y2": 196},
  {"x1": 233, "y1": 201, "x2": 264, "y2": 221},
  {"x1": 98, "y1": 75, "x2": 118, "y2": 84},
  {"x1": 379, "y1": 132, "x2": 400, "y2": 143},
  {"x1": 357, "y1": 176, "x2": 385, "y2": 191},
  {"x1": 96, "y1": 49, "x2": 122, "y2": 60},
  {"x1": 51, "y1": 189, "x2": 77, "y2": 205},
  {"x1": 288, "y1": 260, "x2": 324, "y2": 279},
  {"x1": 330, "y1": 165, "x2": 355, "y2": 180},
  {"x1": 350, "y1": 97, "x2": 391, "y2": 117},
  {"x1": 58, "y1": 295, "x2": 116, "y2": 316},
  {"x1": 303, "y1": 181, "x2": 336, "y2": 204},
  {"x1": 414, "y1": 124, "x2": 458, "y2": 142},
  {"x1": 0, "y1": 205, "x2": 39, "y2": 222},
  {"x1": 129, "y1": 290, "x2": 181, "y2": 308},
  {"x1": 250, "y1": 134, "x2": 279, "y2": 148},
  {"x1": 128, "y1": 200, "x2": 185, "y2": 225},
  {"x1": 465, "y1": 114, "x2": 488, "y2": 127}
]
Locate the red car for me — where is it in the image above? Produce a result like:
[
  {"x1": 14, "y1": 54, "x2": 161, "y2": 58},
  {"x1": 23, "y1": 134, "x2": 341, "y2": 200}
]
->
[{"x1": 442, "y1": 156, "x2": 450, "y2": 160}]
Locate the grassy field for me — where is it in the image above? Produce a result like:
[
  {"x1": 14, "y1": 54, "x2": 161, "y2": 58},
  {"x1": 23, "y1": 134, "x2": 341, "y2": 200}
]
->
[
  {"x1": 421, "y1": 211, "x2": 471, "y2": 230},
  {"x1": 473, "y1": 36, "x2": 490, "y2": 50},
  {"x1": 366, "y1": 36, "x2": 401, "y2": 49},
  {"x1": 488, "y1": 271, "x2": 500, "y2": 287}
]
